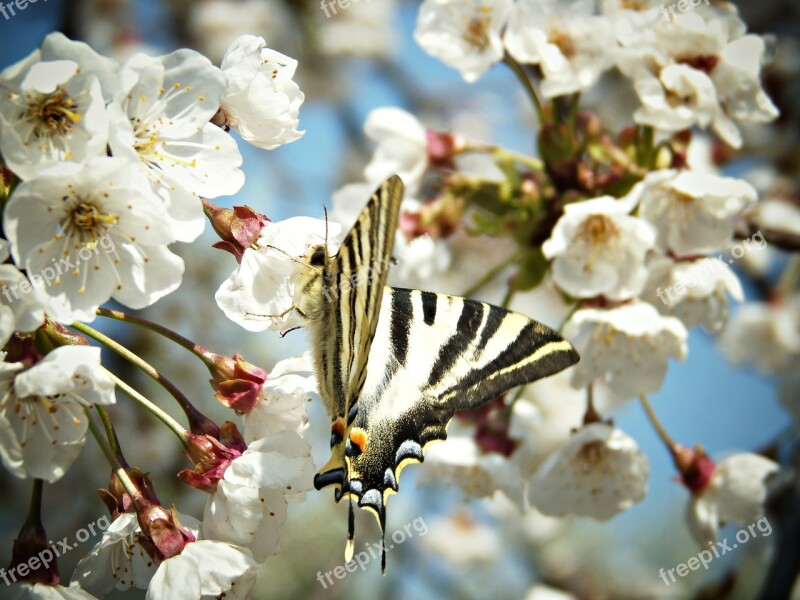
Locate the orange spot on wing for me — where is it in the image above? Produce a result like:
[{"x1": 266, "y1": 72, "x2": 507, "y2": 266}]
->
[{"x1": 349, "y1": 427, "x2": 369, "y2": 453}]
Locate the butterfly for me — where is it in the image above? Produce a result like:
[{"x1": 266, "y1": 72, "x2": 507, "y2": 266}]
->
[{"x1": 299, "y1": 175, "x2": 579, "y2": 569}]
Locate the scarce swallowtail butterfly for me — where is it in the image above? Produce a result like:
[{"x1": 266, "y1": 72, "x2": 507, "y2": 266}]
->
[{"x1": 298, "y1": 175, "x2": 579, "y2": 570}]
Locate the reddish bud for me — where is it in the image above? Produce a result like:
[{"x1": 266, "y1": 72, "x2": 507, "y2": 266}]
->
[
  {"x1": 136, "y1": 502, "x2": 196, "y2": 560},
  {"x1": 178, "y1": 423, "x2": 247, "y2": 493},
  {"x1": 456, "y1": 396, "x2": 519, "y2": 457},
  {"x1": 674, "y1": 444, "x2": 717, "y2": 494},
  {"x1": 203, "y1": 200, "x2": 270, "y2": 262},
  {"x1": 205, "y1": 351, "x2": 267, "y2": 414}
]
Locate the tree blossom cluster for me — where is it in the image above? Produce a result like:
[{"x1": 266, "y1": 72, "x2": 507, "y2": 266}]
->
[{"x1": 0, "y1": 31, "x2": 315, "y2": 599}]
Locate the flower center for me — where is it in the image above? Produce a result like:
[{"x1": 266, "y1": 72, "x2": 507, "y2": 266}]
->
[
  {"x1": 579, "y1": 214, "x2": 620, "y2": 245},
  {"x1": 575, "y1": 440, "x2": 611, "y2": 471},
  {"x1": 548, "y1": 28, "x2": 576, "y2": 58},
  {"x1": 64, "y1": 202, "x2": 118, "y2": 246},
  {"x1": 462, "y1": 7, "x2": 493, "y2": 51},
  {"x1": 25, "y1": 87, "x2": 81, "y2": 139}
]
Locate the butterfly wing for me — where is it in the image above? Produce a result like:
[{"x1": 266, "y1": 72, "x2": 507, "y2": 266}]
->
[
  {"x1": 342, "y1": 287, "x2": 579, "y2": 566},
  {"x1": 311, "y1": 176, "x2": 404, "y2": 537}
]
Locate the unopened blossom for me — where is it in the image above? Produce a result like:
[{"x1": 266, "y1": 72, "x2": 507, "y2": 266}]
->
[
  {"x1": 108, "y1": 49, "x2": 244, "y2": 242},
  {"x1": 0, "y1": 33, "x2": 117, "y2": 180},
  {"x1": 564, "y1": 301, "x2": 687, "y2": 399},
  {"x1": 3, "y1": 158, "x2": 184, "y2": 323},
  {"x1": 504, "y1": 0, "x2": 615, "y2": 98},
  {"x1": 243, "y1": 354, "x2": 316, "y2": 443},
  {"x1": 542, "y1": 195, "x2": 656, "y2": 301},
  {"x1": 215, "y1": 216, "x2": 339, "y2": 332},
  {"x1": 0, "y1": 345, "x2": 115, "y2": 482},
  {"x1": 719, "y1": 294, "x2": 800, "y2": 374},
  {"x1": 635, "y1": 170, "x2": 757, "y2": 256},
  {"x1": 202, "y1": 430, "x2": 315, "y2": 561},
  {"x1": 529, "y1": 423, "x2": 649, "y2": 520},
  {"x1": 645, "y1": 256, "x2": 744, "y2": 332},
  {"x1": 363, "y1": 107, "x2": 428, "y2": 194},
  {"x1": 685, "y1": 452, "x2": 779, "y2": 545},
  {"x1": 414, "y1": 0, "x2": 513, "y2": 83},
  {"x1": 219, "y1": 35, "x2": 304, "y2": 150},
  {"x1": 615, "y1": 11, "x2": 778, "y2": 147}
]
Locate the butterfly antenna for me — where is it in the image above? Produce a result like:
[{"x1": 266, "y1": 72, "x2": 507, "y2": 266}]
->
[{"x1": 323, "y1": 205, "x2": 330, "y2": 253}]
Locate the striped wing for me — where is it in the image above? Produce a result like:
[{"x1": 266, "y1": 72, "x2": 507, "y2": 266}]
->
[
  {"x1": 330, "y1": 287, "x2": 579, "y2": 566},
  {"x1": 311, "y1": 177, "x2": 403, "y2": 558}
]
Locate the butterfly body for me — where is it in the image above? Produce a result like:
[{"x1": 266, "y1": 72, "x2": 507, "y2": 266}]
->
[{"x1": 300, "y1": 175, "x2": 579, "y2": 568}]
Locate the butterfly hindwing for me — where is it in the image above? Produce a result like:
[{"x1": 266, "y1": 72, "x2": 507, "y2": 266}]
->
[{"x1": 342, "y1": 287, "x2": 579, "y2": 555}]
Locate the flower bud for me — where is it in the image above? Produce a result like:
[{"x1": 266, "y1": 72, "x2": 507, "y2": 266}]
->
[{"x1": 203, "y1": 200, "x2": 270, "y2": 262}]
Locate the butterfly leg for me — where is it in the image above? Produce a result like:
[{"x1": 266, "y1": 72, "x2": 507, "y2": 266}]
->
[{"x1": 246, "y1": 304, "x2": 307, "y2": 320}]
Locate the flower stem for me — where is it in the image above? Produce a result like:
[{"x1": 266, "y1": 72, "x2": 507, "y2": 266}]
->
[
  {"x1": 96, "y1": 405, "x2": 126, "y2": 467},
  {"x1": 102, "y1": 368, "x2": 188, "y2": 443},
  {"x1": 566, "y1": 92, "x2": 581, "y2": 139},
  {"x1": 503, "y1": 52, "x2": 546, "y2": 124},
  {"x1": 84, "y1": 407, "x2": 141, "y2": 511},
  {"x1": 460, "y1": 252, "x2": 521, "y2": 298},
  {"x1": 96, "y1": 308, "x2": 215, "y2": 369},
  {"x1": 70, "y1": 321, "x2": 213, "y2": 435},
  {"x1": 639, "y1": 394, "x2": 678, "y2": 454}
]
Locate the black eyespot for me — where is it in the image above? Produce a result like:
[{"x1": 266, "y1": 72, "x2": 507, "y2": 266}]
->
[{"x1": 310, "y1": 247, "x2": 326, "y2": 266}]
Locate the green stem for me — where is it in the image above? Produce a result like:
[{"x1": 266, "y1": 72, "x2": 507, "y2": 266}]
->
[
  {"x1": 96, "y1": 308, "x2": 214, "y2": 369},
  {"x1": 85, "y1": 407, "x2": 141, "y2": 510},
  {"x1": 639, "y1": 394, "x2": 677, "y2": 452},
  {"x1": 566, "y1": 92, "x2": 581, "y2": 139},
  {"x1": 558, "y1": 300, "x2": 584, "y2": 334},
  {"x1": 104, "y1": 368, "x2": 188, "y2": 443},
  {"x1": 503, "y1": 53, "x2": 546, "y2": 125},
  {"x1": 71, "y1": 321, "x2": 208, "y2": 431},
  {"x1": 96, "y1": 405, "x2": 126, "y2": 467},
  {"x1": 460, "y1": 252, "x2": 521, "y2": 298},
  {"x1": 501, "y1": 287, "x2": 516, "y2": 309}
]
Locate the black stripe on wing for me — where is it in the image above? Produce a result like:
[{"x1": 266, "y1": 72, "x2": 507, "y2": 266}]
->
[{"x1": 326, "y1": 175, "x2": 404, "y2": 418}]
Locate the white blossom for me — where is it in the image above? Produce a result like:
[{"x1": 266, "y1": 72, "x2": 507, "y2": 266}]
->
[
  {"x1": 317, "y1": 0, "x2": 398, "y2": 59},
  {"x1": 3, "y1": 158, "x2": 185, "y2": 323},
  {"x1": 73, "y1": 512, "x2": 257, "y2": 600},
  {"x1": 220, "y1": 35, "x2": 304, "y2": 150},
  {"x1": 414, "y1": 0, "x2": 513, "y2": 83},
  {"x1": 529, "y1": 423, "x2": 649, "y2": 520},
  {"x1": 215, "y1": 216, "x2": 339, "y2": 333},
  {"x1": 363, "y1": 107, "x2": 428, "y2": 195},
  {"x1": 0, "y1": 33, "x2": 116, "y2": 180},
  {"x1": 504, "y1": 0, "x2": 614, "y2": 98},
  {"x1": 687, "y1": 453, "x2": 778, "y2": 544},
  {"x1": 564, "y1": 301, "x2": 687, "y2": 399},
  {"x1": 0, "y1": 346, "x2": 115, "y2": 482},
  {"x1": 719, "y1": 294, "x2": 800, "y2": 374},
  {"x1": 645, "y1": 256, "x2": 744, "y2": 331},
  {"x1": 243, "y1": 354, "x2": 316, "y2": 443},
  {"x1": 634, "y1": 170, "x2": 757, "y2": 256},
  {"x1": 202, "y1": 430, "x2": 315, "y2": 561},
  {"x1": 542, "y1": 195, "x2": 656, "y2": 301},
  {"x1": 108, "y1": 49, "x2": 244, "y2": 242},
  {"x1": 422, "y1": 511, "x2": 500, "y2": 565},
  {"x1": 0, "y1": 241, "x2": 47, "y2": 333},
  {"x1": 615, "y1": 11, "x2": 778, "y2": 147}
]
